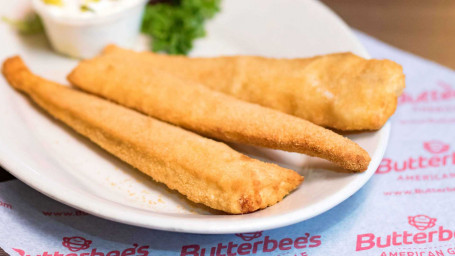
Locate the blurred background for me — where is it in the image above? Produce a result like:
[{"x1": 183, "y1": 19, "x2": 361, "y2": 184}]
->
[{"x1": 322, "y1": 0, "x2": 455, "y2": 69}]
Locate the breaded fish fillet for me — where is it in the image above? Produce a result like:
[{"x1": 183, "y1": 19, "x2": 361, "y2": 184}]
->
[
  {"x1": 2, "y1": 56, "x2": 303, "y2": 214},
  {"x1": 68, "y1": 54, "x2": 371, "y2": 172},
  {"x1": 100, "y1": 45, "x2": 405, "y2": 131}
]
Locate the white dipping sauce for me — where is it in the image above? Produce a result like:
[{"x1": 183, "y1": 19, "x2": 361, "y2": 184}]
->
[
  {"x1": 43, "y1": 0, "x2": 132, "y2": 19},
  {"x1": 32, "y1": 0, "x2": 148, "y2": 59}
]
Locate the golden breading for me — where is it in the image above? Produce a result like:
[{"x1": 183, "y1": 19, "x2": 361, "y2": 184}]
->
[
  {"x1": 68, "y1": 53, "x2": 371, "y2": 172},
  {"x1": 2, "y1": 56, "x2": 303, "y2": 214},
  {"x1": 101, "y1": 45, "x2": 405, "y2": 131}
]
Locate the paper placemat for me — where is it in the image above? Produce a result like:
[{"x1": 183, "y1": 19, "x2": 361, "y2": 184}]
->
[{"x1": 1, "y1": 31, "x2": 455, "y2": 256}]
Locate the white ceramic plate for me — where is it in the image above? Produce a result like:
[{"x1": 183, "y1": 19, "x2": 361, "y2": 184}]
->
[{"x1": 0, "y1": 0, "x2": 389, "y2": 234}]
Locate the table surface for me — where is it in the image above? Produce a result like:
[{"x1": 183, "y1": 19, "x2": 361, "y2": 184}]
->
[
  {"x1": 1, "y1": 1, "x2": 454, "y2": 182},
  {"x1": 321, "y1": 0, "x2": 455, "y2": 70}
]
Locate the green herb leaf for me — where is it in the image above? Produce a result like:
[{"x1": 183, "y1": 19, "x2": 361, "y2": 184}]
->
[
  {"x1": 2, "y1": 14, "x2": 44, "y2": 34},
  {"x1": 141, "y1": 0, "x2": 221, "y2": 55},
  {"x1": 80, "y1": 4, "x2": 95, "y2": 12}
]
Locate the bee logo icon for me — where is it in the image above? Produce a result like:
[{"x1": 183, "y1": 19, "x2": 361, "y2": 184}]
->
[
  {"x1": 62, "y1": 236, "x2": 92, "y2": 252},
  {"x1": 235, "y1": 231, "x2": 263, "y2": 241},
  {"x1": 408, "y1": 215, "x2": 437, "y2": 231},
  {"x1": 423, "y1": 141, "x2": 449, "y2": 154}
]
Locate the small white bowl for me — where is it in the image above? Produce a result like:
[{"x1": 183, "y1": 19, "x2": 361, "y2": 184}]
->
[{"x1": 31, "y1": 0, "x2": 148, "y2": 59}]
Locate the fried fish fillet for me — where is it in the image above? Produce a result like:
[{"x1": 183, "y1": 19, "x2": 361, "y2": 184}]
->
[
  {"x1": 2, "y1": 56, "x2": 303, "y2": 214},
  {"x1": 100, "y1": 45, "x2": 405, "y2": 131},
  {"x1": 68, "y1": 53, "x2": 371, "y2": 172}
]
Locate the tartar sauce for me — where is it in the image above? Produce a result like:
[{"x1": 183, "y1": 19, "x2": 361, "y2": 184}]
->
[
  {"x1": 42, "y1": 0, "x2": 131, "y2": 18},
  {"x1": 33, "y1": 0, "x2": 147, "y2": 58}
]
